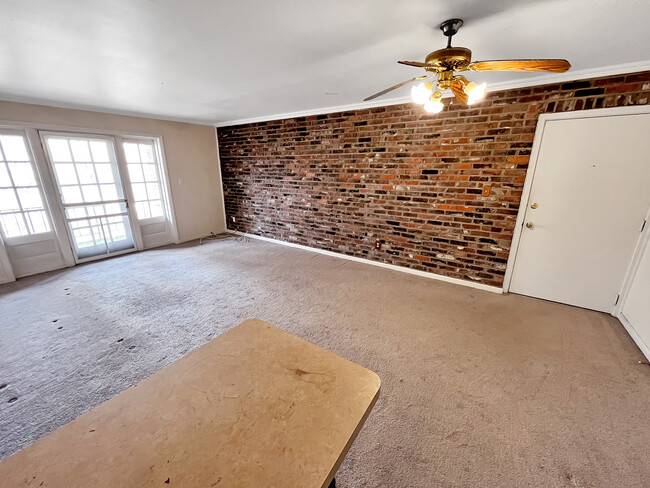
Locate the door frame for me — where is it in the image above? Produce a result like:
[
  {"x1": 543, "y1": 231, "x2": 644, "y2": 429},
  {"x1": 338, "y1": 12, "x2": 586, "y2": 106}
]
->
[
  {"x1": 0, "y1": 119, "x2": 179, "y2": 244},
  {"x1": 503, "y1": 105, "x2": 650, "y2": 307},
  {"x1": 0, "y1": 126, "x2": 74, "y2": 274},
  {"x1": 39, "y1": 130, "x2": 142, "y2": 264}
]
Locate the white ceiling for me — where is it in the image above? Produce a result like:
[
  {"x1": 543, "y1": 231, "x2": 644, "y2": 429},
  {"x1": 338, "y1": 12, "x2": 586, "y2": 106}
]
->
[{"x1": 1, "y1": 0, "x2": 649, "y2": 126}]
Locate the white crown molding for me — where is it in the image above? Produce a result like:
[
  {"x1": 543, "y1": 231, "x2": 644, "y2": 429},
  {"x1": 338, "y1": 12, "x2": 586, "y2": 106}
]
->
[
  {"x1": 214, "y1": 60, "x2": 650, "y2": 128},
  {"x1": 0, "y1": 95, "x2": 214, "y2": 127}
]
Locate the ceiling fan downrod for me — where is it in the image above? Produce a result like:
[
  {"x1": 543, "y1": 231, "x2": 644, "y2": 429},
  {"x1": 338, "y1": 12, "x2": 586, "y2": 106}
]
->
[{"x1": 440, "y1": 18, "x2": 463, "y2": 48}]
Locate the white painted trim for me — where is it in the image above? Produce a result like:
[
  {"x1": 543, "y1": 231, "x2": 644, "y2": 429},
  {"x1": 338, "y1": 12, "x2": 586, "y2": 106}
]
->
[
  {"x1": 0, "y1": 120, "x2": 169, "y2": 139},
  {"x1": 25, "y1": 128, "x2": 76, "y2": 268},
  {"x1": 214, "y1": 60, "x2": 650, "y2": 127},
  {"x1": 617, "y1": 312, "x2": 650, "y2": 361},
  {"x1": 155, "y1": 136, "x2": 180, "y2": 244},
  {"x1": 2, "y1": 61, "x2": 647, "y2": 128},
  {"x1": 228, "y1": 230, "x2": 502, "y2": 294},
  {"x1": 214, "y1": 129, "x2": 228, "y2": 233},
  {"x1": 0, "y1": 98, "x2": 212, "y2": 126},
  {"x1": 614, "y1": 204, "x2": 650, "y2": 317},
  {"x1": 0, "y1": 234, "x2": 15, "y2": 284},
  {"x1": 503, "y1": 104, "x2": 650, "y2": 294}
]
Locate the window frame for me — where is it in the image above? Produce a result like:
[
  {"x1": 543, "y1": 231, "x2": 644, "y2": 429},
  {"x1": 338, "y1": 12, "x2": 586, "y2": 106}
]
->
[
  {"x1": 119, "y1": 137, "x2": 169, "y2": 224},
  {"x1": 0, "y1": 128, "x2": 55, "y2": 244}
]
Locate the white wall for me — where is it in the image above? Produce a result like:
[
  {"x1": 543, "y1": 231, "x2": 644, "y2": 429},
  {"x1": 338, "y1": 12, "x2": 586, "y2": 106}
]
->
[{"x1": 0, "y1": 100, "x2": 225, "y2": 242}]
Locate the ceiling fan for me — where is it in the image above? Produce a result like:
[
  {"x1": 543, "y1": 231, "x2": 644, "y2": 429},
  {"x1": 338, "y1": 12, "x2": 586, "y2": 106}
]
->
[{"x1": 364, "y1": 19, "x2": 571, "y2": 113}]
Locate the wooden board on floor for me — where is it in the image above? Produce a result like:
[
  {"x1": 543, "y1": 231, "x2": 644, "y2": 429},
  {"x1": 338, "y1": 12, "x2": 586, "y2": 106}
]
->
[{"x1": 0, "y1": 319, "x2": 380, "y2": 487}]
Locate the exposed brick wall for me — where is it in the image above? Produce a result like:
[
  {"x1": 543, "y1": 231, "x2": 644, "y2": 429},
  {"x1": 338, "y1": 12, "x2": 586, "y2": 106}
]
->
[{"x1": 217, "y1": 71, "x2": 650, "y2": 287}]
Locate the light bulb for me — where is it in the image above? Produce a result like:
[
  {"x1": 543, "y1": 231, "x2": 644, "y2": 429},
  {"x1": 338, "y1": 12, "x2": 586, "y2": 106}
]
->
[
  {"x1": 423, "y1": 100, "x2": 444, "y2": 113},
  {"x1": 464, "y1": 81, "x2": 487, "y2": 104},
  {"x1": 411, "y1": 82, "x2": 433, "y2": 105}
]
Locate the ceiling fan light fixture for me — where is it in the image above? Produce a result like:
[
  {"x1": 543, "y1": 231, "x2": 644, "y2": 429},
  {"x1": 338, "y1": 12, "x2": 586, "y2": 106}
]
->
[
  {"x1": 464, "y1": 81, "x2": 487, "y2": 104},
  {"x1": 423, "y1": 99, "x2": 444, "y2": 113},
  {"x1": 411, "y1": 82, "x2": 433, "y2": 105}
]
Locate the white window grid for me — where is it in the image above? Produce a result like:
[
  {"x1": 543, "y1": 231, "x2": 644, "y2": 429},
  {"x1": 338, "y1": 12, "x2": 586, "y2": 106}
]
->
[
  {"x1": 44, "y1": 135, "x2": 133, "y2": 252},
  {"x1": 0, "y1": 133, "x2": 51, "y2": 238},
  {"x1": 123, "y1": 141, "x2": 165, "y2": 220}
]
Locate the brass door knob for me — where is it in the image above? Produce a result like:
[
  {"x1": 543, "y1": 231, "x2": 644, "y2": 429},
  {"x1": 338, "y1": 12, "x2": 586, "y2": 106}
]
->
[
  {"x1": 530, "y1": 203, "x2": 538, "y2": 209},
  {"x1": 525, "y1": 222, "x2": 534, "y2": 229}
]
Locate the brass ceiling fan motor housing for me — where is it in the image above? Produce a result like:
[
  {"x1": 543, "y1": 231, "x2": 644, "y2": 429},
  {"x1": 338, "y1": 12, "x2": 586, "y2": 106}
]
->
[
  {"x1": 362, "y1": 16, "x2": 570, "y2": 103},
  {"x1": 423, "y1": 47, "x2": 472, "y2": 73}
]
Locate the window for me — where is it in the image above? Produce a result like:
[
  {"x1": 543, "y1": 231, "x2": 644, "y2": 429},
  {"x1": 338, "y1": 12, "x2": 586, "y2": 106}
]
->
[
  {"x1": 0, "y1": 133, "x2": 51, "y2": 238},
  {"x1": 123, "y1": 141, "x2": 165, "y2": 220},
  {"x1": 43, "y1": 134, "x2": 135, "y2": 259}
]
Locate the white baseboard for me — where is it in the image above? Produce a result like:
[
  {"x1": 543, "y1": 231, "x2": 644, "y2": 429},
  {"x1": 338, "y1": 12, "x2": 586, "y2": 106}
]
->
[
  {"x1": 228, "y1": 230, "x2": 502, "y2": 294},
  {"x1": 615, "y1": 312, "x2": 650, "y2": 362}
]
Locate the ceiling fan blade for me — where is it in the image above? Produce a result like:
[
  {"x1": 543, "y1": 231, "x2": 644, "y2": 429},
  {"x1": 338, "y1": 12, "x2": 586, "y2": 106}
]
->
[
  {"x1": 449, "y1": 79, "x2": 468, "y2": 105},
  {"x1": 468, "y1": 59, "x2": 571, "y2": 73},
  {"x1": 398, "y1": 60, "x2": 430, "y2": 68},
  {"x1": 363, "y1": 76, "x2": 427, "y2": 101}
]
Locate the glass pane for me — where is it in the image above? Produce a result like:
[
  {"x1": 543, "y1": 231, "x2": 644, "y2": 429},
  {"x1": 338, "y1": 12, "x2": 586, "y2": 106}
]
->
[
  {"x1": 146, "y1": 182, "x2": 160, "y2": 200},
  {"x1": 95, "y1": 164, "x2": 114, "y2": 183},
  {"x1": 109, "y1": 222, "x2": 126, "y2": 240},
  {"x1": 142, "y1": 164, "x2": 158, "y2": 182},
  {"x1": 54, "y1": 163, "x2": 78, "y2": 185},
  {"x1": 123, "y1": 143, "x2": 140, "y2": 163},
  {"x1": 0, "y1": 163, "x2": 11, "y2": 187},
  {"x1": 61, "y1": 185, "x2": 83, "y2": 204},
  {"x1": 105, "y1": 202, "x2": 122, "y2": 214},
  {"x1": 0, "y1": 188, "x2": 19, "y2": 212},
  {"x1": 131, "y1": 182, "x2": 147, "y2": 201},
  {"x1": 149, "y1": 200, "x2": 163, "y2": 218},
  {"x1": 135, "y1": 201, "x2": 150, "y2": 219},
  {"x1": 127, "y1": 164, "x2": 144, "y2": 183},
  {"x1": 73, "y1": 227, "x2": 96, "y2": 249},
  {"x1": 81, "y1": 185, "x2": 101, "y2": 202},
  {"x1": 89, "y1": 141, "x2": 110, "y2": 162},
  {"x1": 8, "y1": 162, "x2": 37, "y2": 186},
  {"x1": 76, "y1": 163, "x2": 97, "y2": 184},
  {"x1": 17, "y1": 187, "x2": 43, "y2": 210},
  {"x1": 100, "y1": 184, "x2": 117, "y2": 200},
  {"x1": 92, "y1": 221, "x2": 104, "y2": 243},
  {"x1": 0, "y1": 213, "x2": 28, "y2": 237},
  {"x1": 70, "y1": 140, "x2": 91, "y2": 162},
  {"x1": 65, "y1": 206, "x2": 87, "y2": 219},
  {"x1": 26, "y1": 210, "x2": 50, "y2": 234},
  {"x1": 0, "y1": 135, "x2": 30, "y2": 161},
  {"x1": 139, "y1": 144, "x2": 154, "y2": 163},
  {"x1": 47, "y1": 138, "x2": 72, "y2": 162}
]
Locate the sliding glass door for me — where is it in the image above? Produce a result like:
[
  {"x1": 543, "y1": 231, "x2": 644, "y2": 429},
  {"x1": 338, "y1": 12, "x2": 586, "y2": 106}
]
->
[{"x1": 42, "y1": 133, "x2": 136, "y2": 262}]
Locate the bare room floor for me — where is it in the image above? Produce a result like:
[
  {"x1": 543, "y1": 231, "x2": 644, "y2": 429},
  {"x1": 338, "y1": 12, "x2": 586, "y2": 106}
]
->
[{"x1": 1, "y1": 237, "x2": 649, "y2": 487}]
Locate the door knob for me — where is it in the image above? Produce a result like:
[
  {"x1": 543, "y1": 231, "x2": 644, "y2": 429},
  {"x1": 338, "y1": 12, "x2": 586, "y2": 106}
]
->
[
  {"x1": 525, "y1": 222, "x2": 534, "y2": 229},
  {"x1": 530, "y1": 203, "x2": 538, "y2": 209}
]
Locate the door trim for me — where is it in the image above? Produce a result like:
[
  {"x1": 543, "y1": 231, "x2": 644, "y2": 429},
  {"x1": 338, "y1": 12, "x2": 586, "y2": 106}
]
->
[
  {"x1": 0, "y1": 119, "x2": 179, "y2": 244},
  {"x1": 39, "y1": 131, "x2": 140, "y2": 263},
  {"x1": 503, "y1": 105, "x2": 650, "y2": 295}
]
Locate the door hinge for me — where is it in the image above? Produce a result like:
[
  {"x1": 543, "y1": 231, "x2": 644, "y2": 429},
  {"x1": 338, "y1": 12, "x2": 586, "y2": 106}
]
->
[
  {"x1": 641, "y1": 219, "x2": 647, "y2": 232},
  {"x1": 615, "y1": 294, "x2": 620, "y2": 305}
]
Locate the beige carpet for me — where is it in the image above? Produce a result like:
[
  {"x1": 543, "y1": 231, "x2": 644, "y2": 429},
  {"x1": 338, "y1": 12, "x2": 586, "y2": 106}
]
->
[{"x1": 1, "y1": 237, "x2": 649, "y2": 487}]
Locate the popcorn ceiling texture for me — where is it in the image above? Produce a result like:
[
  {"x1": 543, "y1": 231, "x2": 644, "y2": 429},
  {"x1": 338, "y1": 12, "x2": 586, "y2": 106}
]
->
[{"x1": 218, "y1": 71, "x2": 650, "y2": 287}]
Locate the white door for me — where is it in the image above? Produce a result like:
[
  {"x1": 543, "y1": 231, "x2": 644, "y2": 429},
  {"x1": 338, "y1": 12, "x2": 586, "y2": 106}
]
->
[
  {"x1": 621, "y1": 235, "x2": 650, "y2": 359},
  {"x1": 509, "y1": 114, "x2": 650, "y2": 313},
  {"x1": 0, "y1": 129, "x2": 67, "y2": 277},
  {"x1": 119, "y1": 138, "x2": 174, "y2": 249},
  {"x1": 42, "y1": 133, "x2": 137, "y2": 262}
]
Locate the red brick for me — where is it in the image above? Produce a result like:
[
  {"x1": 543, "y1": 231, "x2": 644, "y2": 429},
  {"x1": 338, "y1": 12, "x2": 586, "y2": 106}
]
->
[{"x1": 218, "y1": 70, "x2": 650, "y2": 288}]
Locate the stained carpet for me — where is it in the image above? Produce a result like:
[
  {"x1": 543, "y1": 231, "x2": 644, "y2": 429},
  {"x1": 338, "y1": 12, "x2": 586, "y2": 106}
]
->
[{"x1": 1, "y1": 237, "x2": 649, "y2": 487}]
